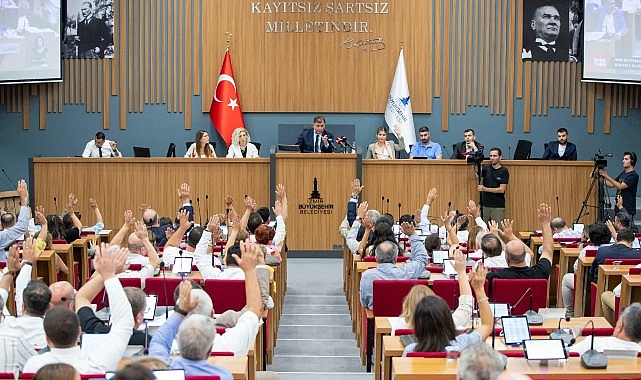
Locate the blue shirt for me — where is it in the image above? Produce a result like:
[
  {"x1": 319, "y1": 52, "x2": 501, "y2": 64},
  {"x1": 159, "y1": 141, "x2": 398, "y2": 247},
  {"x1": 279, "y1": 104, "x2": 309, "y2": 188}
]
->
[
  {"x1": 148, "y1": 313, "x2": 233, "y2": 380},
  {"x1": 359, "y1": 235, "x2": 429, "y2": 309},
  {"x1": 410, "y1": 141, "x2": 442, "y2": 159},
  {"x1": 0, "y1": 205, "x2": 29, "y2": 261}
]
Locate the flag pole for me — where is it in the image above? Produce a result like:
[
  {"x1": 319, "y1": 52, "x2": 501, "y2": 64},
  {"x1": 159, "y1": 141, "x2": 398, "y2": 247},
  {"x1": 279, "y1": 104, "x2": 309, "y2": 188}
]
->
[{"x1": 225, "y1": 32, "x2": 232, "y2": 50}]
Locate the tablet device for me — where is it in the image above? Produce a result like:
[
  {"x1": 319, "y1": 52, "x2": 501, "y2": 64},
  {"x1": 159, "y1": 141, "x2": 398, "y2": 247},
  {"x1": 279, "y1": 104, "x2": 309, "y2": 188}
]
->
[
  {"x1": 153, "y1": 369, "x2": 186, "y2": 380},
  {"x1": 501, "y1": 316, "x2": 530, "y2": 345},
  {"x1": 172, "y1": 256, "x2": 193, "y2": 274},
  {"x1": 432, "y1": 250, "x2": 449, "y2": 264},
  {"x1": 523, "y1": 339, "x2": 567, "y2": 360},
  {"x1": 143, "y1": 294, "x2": 158, "y2": 321},
  {"x1": 442, "y1": 259, "x2": 457, "y2": 276},
  {"x1": 489, "y1": 303, "x2": 510, "y2": 318}
]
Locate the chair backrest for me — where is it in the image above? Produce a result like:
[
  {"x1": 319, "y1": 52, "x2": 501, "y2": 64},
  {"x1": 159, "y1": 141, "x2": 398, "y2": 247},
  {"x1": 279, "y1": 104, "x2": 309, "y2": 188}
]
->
[
  {"x1": 605, "y1": 258, "x2": 641, "y2": 265},
  {"x1": 394, "y1": 328, "x2": 414, "y2": 336},
  {"x1": 278, "y1": 144, "x2": 301, "y2": 152},
  {"x1": 204, "y1": 279, "x2": 246, "y2": 312},
  {"x1": 406, "y1": 351, "x2": 447, "y2": 358},
  {"x1": 128, "y1": 263, "x2": 142, "y2": 271},
  {"x1": 363, "y1": 256, "x2": 409, "y2": 263},
  {"x1": 253, "y1": 142, "x2": 261, "y2": 154},
  {"x1": 630, "y1": 267, "x2": 641, "y2": 274},
  {"x1": 491, "y1": 278, "x2": 548, "y2": 316},
  {"x1": 554, "y1": 237, "x2": 581, "y2": 243},
  {"x1": 166, "y1": 143, "x2": 176, "y2": 157},
  {"x1": 372, "y1": 279, "x2": 429, "y2": 316},
  {"x1": 581, "y1": 327, "x2": 614, "y2": 336},
  {"x1": 513, "y1": 139, "x2": 533, "y2": 160},
  {"x1": 133, "y1": 146, "x2": 151, "y2": 157},
  {"x1": 119, "y1": 277, "x2": 142, "y2": 288},
  {"x1": 145, "y1": 277, "x2": 183, "y2": 306},
  {"x1": 185, "y1": 376, "x2": 222, "y2": 380},
  {"x1": 432, "y1": 279, "x2": 460, "y2": 310},
  {"x1": 585, "y1": 247, "x2": 598, "y2": 257}
]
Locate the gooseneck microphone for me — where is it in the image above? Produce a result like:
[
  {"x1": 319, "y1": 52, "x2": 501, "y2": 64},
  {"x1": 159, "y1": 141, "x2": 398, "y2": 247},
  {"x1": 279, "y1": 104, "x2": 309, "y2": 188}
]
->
[
  {"x1": 196, "y1": 197, "x2": 202, "y2": 225},
  {"x1": 54, "y1": 197, "x2": 58, "y2": 212},
  {"x1": 556, "y1": 196, "x2": 560, "y2": 217},
  {"x1": 549, "y1": 316, "x2": 575, "y2": 346},
  {"x1": 1, "y1": 169, "x2": 14, "y2": 187},
  {"x1": 386, "y1": 198, "x2": 390, "y2": 214},
  {"x1": 205, "y1": 195, "x2": 210, "y2": 223},
  {"x1": 511, "y1": 287, "x2": 543, "y2": 325},
  {"x1": 159, "y1": 260, "x2": 169, "y2": 319},
  {"x1": 397, "y1": 203, "x2": 401, "y2": 224},
  {"x1": 581, "y1": 320, "x2": 608, "y2": 369},
  {"x1": 381, "y1": 196, "x2": 385, "y2": 214}
]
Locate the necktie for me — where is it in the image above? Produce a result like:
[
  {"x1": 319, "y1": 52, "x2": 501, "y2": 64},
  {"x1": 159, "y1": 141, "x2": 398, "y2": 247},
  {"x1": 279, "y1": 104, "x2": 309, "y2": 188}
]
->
[
  {"x1": 315, "y1": 134, "x2": 320, "y2": 152},
  {"x1": 98, "y1": 147, "x2": 103, "y2": 157}
]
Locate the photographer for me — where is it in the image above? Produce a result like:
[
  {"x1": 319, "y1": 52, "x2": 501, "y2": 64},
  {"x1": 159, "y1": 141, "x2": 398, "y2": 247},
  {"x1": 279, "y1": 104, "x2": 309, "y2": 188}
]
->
[
  {"x1": 599, "y1": 152, "x2": 639, "y2": 219},
  {"x1": 477, "y1": 148, "x2": 509, "y2": 223}
]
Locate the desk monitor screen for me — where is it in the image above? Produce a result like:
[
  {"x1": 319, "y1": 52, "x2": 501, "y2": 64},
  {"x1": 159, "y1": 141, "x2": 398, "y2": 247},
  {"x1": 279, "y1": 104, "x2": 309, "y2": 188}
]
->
[
  {"x1": 523, "y1": 339, "x2": 567, "y2": 361},
  {"x1": 172, "y1": 257, "x2": 193, "y2": 274},
  {"x1": 278, "y1": 144, "x2": 301, "y2": 152},
  {"x1": 489, "y1": 303, "x2": 510, "y2": 318},
  {"x1": 432, "y1": 250, "x2": 449, "y2": 264},
  {"x1": 501, "y1": 316, "x2": 530, "y2": 345},
  {"x1": 442, "y1": 259, "x2": 457, "y2": 276},
  {"x1": 143, "y1": 294, "x2": 158, "y2": 321}
]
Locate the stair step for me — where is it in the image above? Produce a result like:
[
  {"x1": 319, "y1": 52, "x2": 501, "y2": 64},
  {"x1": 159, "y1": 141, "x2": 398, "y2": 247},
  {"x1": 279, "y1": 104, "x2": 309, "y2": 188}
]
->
[
  {"x1": 274, "y1": 338, "x2": 358, "y2": 356},
  {"x1": 279, "y1": 313, "x2": 352, "y2": 325},
  {"x1": 276, "y1": 324, "x2": 355, "y2": 340},
  {"x1": 269, "y1": 355, "x2": 366, "y2": 373}
]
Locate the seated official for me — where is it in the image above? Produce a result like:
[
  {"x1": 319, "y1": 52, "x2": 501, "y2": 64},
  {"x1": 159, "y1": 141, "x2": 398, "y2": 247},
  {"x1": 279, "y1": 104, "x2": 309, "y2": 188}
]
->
[
  {"x1": 570, "y1": 302, "x2": 641, "y2": 355},
  {"x1": 451, "y1": 129, "x2": 483, "y2": 160},
  {"x1": 297, "y1": 115, "x2": 335, "y2": 153},
  {"x1": 403, "y1": 260, "x2": 492, "y2": 355},
  {"x1": 486, "y1": 203, "x2": 553, "y2": 291},
  {"x1": 149, "y1": 241, "x2": 263, "y2": 372},
  {"x1": 542, "y1": 128, "x2": 577, "y2": 160},
  {"x1": 365, "y1": 125, "x2": 405, "y2": 159},
  {"x1": 226, "y1": 127, "x2": 259, "y2": 158},
  {"x1": 410, "y1": 126, "x2": 442, "y2": 159},
  {"x1": 82, "y1": 131, "x2": 122, "y2": 158},
  {"x1": 140, "y1": 206, "x2": 173, "y2": 247},
  {"x1": 23, "y1": 244, "x2": 134, "y2": 374},
  {"x1": 185, "y1": 130, "x2": 216, "y2": 158},
  {"x1": 359, "y1": 222, "x2": 429, "y2": 309}
]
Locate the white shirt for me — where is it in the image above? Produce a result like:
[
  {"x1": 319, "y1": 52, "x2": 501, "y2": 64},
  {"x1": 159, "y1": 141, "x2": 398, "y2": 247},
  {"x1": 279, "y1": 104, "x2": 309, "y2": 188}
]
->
[
  {"x1": 226, "y1": 143, "x2": 259, "y2": 158},
  {"x1": 82, "y1": 139, "x2": 121, "y2": 158},
  {"x1": 185, "y1": 143, "x2": 216, "y2": 158},
  {"x1": 212, "y1": 312, "x2": 259, "y2": 356},
  {"x1": 390, "y1": 294, "x2": 474, "y2": 332},
  {"x1": 22, "y1": 277, "x2": 134, "y2": 374},
  {"x1": 0, "y1": 328, "x2": 37, "y2": 374},
  {"x1": 570, "y1": 336, "x2": 641, "y2": 355},
  {"x1": 126, "y1": 252, "x2": 150, "y2": 266},
  {"x1": 116, "y1": 264, "x2": 156, "y2": 288}
]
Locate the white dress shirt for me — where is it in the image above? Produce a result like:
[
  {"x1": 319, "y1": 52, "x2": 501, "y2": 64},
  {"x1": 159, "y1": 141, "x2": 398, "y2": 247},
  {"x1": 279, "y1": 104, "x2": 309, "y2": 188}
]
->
[{"x1": 82, "y1": 140, "x2": 121, "y2": 158}]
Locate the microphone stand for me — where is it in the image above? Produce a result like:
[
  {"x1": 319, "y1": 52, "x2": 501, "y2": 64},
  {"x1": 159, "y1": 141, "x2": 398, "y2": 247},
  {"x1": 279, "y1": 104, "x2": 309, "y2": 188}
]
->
[
  {"x1": 523, "y1": 290, "x2": 544, "y2": 326},
  {"x1": 160, "y1": 261, "x2": 169, "y2": 319},
  {"x1": 581, "y1": 320, "x2": 608, "y2": 369}
]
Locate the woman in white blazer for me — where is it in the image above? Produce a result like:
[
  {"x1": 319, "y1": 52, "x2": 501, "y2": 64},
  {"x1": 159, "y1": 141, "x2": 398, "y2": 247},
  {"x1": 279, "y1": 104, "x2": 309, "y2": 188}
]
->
[{"x1": 226, "y1": 128, "x2": 259, "y2": 158}]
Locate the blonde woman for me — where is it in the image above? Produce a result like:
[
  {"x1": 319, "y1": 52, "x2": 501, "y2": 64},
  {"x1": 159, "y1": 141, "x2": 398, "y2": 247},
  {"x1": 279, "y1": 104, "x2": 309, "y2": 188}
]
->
[
  {"x1": 365, "y1": 125, "x2": 405, "y2": 159},
  {"x1": 185, "y1": 130, "x2": 216, "y2": 158},
  {"x1": 226, "y1": 127, "x2": 259, "y2": 158},
  {"x1": 391, "y1": 285, "x2": 435, "y2": 333}
]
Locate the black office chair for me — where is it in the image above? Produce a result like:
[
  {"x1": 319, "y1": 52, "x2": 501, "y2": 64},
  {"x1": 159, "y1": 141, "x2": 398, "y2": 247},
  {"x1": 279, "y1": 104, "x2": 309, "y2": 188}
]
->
[
  {"x1": 166, "y1": 143, "x2": 176, "y2": 158},
  {"x1": 133, "y1": 147, "x2": 151, "y2": 157},
  {"x1": 513, "y1": 140, "x2": 533, "y2": 160},
  {"x1": 252, "y1": 142, "x2": 261, "y2": 155}
]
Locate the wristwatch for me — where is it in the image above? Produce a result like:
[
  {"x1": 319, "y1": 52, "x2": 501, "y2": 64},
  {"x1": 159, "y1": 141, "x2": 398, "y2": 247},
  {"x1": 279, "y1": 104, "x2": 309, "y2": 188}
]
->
[{"x1": 174, "y1": 305, "x2": 188, "y2": 316}]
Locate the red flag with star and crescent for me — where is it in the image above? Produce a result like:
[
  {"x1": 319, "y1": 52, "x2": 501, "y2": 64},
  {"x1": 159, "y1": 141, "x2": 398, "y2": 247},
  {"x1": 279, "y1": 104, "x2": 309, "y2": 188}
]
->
[{"x1": 209, "y1": 49, "x2": 245, "y2": 147}]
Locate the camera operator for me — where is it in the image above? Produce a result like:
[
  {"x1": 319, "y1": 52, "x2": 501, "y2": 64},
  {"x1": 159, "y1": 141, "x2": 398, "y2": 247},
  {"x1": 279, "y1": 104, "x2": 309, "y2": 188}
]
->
[
  {"x1": 477, "y1": 148, "x2": 509, "y2": 224},
  {"x1": 599, "y1": 152, "x2": 639, "y2": 219}
]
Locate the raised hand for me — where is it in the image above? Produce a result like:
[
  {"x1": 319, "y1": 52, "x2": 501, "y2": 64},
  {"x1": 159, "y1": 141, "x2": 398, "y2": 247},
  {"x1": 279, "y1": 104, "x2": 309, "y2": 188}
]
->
[
  {"x1": 89, "y1": 198, "x2": 99, "y2": 209},
  {"x1": 425, "y1": 187, "x2": 438, "y2": 206},
  {"x1": 177, "y1": 183, "x2": 190, "y2": 202},
  {"x1": 177, "y1": 280, "x2": 199, "y2": 314},
  {"x1": 16, "y1": 180, "x2": 28, "y2": 206},
  {"x1": 537, "y1": 203, "x2": 551, "y2": 224},
  {"x1": 134, "y1": 220, "x2": 149, "y2": 240},
  {"x1": 357, "y1": 201, "x2": 368, "y2": 219},
  {"x1": 235, "y1": 240, "x2": 259, "y2": 273},
  {"x1": 400, "y1": 221, "x2": 416, "y2": 236},
  {"x1": 501, "y1": 219, "x2": 514, "y2": 237},
  {"x1": 224, "y1": 196, "x2": 234, "y2": 208},
  {"x1": 351, "y1": 179, "x2": 364, "y2": 197},
  {"x1": 244, "y1": 195, "x2": 256, "y2": 211},
  {"x1": 272, "y1": 200, "x2": 283, "y2": 217},
  {"x1": 467, "y1": 200, "x2": 480, "y2": 218},
  {"x1": 275, "y1": 184, "x2": 287, "y2": 201},
  {"x1": 123, "y1": 210, "x2": 135, "y2": 227}
]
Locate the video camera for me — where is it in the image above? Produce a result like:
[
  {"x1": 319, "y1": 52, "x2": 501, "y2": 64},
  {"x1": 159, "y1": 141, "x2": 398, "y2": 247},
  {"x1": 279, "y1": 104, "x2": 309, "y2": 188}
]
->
[
  {"x1": 466, "y1": 145, "x2": 485, "y2": 165},
  {"x1": 594, "y1": 151, "x2": 613, "y2": 170}
]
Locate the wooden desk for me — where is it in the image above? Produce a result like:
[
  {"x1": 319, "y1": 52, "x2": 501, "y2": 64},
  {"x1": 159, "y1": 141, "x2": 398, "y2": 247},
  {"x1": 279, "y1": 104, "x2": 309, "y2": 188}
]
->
[
  {"x1": 35, "y1": 249, "x2": 56, "y2": 285},
  {"x1": 518, "y1": 231, "x2": 533, "y2": 241},
  {"x1": 52, "y1": 243, "x2": 73, "y2": 287},
  {"x1": 619, "y1": 274, "x2": 641, "y2": 313},
  {"x1": 557, "y1": 247, "x2": 580, "y2": 307},
  {"x1": 594, "y1": 264, "x2": 635, "y2": 317},
  {"x1": 118, "y1": 355, "x2": 247, "y2": 379},
  {"x1": 391, "y1": 357, "x2": 641, "y2": 379},
  {"x1": 574, "y1": 255, "x2": 594, "y2": 317},
  {"x1": 72, "y1": 237, "x2": 91, "y2": 286}
]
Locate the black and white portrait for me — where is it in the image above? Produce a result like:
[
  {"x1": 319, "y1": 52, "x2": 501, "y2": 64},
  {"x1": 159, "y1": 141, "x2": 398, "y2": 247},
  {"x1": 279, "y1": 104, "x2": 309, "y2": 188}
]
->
[
  {"x1": 64, "y1": 0, "x2": 114, "y2": 58},
  {"x1": 522, "y1": 0, "x2": 571, "y2": 61}
]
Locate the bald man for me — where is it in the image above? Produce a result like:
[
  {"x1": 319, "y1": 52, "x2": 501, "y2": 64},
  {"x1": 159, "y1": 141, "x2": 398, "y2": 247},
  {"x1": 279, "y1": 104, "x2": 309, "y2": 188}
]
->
[
  {"x1": 49, "y1": 281, "x2": 75, "y2": 309},
  {"x1": 142, "y1": 208, "x2": 171, "y2": 247}
]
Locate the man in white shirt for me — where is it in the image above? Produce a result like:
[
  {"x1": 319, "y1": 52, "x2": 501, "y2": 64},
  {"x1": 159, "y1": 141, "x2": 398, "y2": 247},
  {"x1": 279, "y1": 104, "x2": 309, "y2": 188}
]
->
[
  {"x1": 22, "y1": 243, "x2": 133, "y2": 374},
  {"x1": 81, "y1": 132, "x2": 122, "y2": 158},
  {"x1": 570, "y1": 302, "x2": 641, "y2": 355}
]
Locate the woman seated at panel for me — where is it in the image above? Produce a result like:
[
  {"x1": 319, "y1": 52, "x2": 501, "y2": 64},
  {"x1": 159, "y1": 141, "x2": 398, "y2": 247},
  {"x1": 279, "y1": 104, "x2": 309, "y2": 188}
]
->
[
  {"x1": 402, "y1": 251, "x2": 493, "y2": 355},
  {"x1": 185, "y1": 130, "x2": 216, "y2": 158},
  {"x1": 365, "y1": 125, "x2": 405, "y2": 159},
  {"x1": 226, "y1": 127, "x2": 259, "y2": 158}
]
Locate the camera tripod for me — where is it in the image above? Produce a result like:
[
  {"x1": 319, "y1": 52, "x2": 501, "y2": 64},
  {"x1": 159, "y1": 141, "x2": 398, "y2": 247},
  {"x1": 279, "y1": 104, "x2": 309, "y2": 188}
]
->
[{"x1": 574, "y1": 164, "x2": 609, "y2": 224}]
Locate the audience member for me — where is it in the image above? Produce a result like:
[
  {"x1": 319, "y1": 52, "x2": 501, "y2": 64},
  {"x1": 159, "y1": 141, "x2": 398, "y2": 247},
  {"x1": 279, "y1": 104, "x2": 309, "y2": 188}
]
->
[
  {"x1": 110, "y1": 363, "x2": 154, "y2": 380},
  {"x1": 570, "y1": 302, "x2": 641, "y2": 355},
  {"x1": 186, "y1": 130, "x2": 216, "y2": 158},
  {"x1": 33, "y1": 363, "x2": 80, "y2": 380},
  {"x1": 226, "y1": 127, "x2": 259, "y2": 158},
  {"x1": 82, "y1": 132, "x2": 121, "y2": 158},
  {"x1": 360, "y1": 222, "x2": 429, "y2": 309},
  {"x1": 542, "y1": 128, "x2": 577, "y2": 160},
  {"x1": 0, "y1": 179, "x2": 29, "y2": 261},
  {"x1": 297, "y1": 115, "x2": 335, "y2": 153},
  {"x1": 140, "y1": 205, "x2": 173, "y2": 246},
  {"x1": 602, "y1": 262, "x2": 641, "y2": 324},
  {"x1": 486, "y1": 204, "x2": 553, "y2": 291},
  {"x1": 366, "y1": 125, "x2": 405, "y2": 159},
  {"x1": 451, "y1": 129, "x2": 483, "y2": 160},
  {"x1": 49, "y1": 280, "x2": 75, "y2": 309},
  {"x1": 392, "y1": 285, "x2": 434, "y2": 332},
  {"x1": 478, "y1": 148, "x2": 509, "y2": 223},
  {"x1": 346, "y1": 200, "x2": 381, "y2": 254},
  {"x1": 410, "y1": 126, "x2": 442, "y2": 159},
  {"x1": 457, "y1": 343, "x2": 507, "y2": 380},
  {"x1": 23, "y1": 243, "x2": 134, "y2": 373},
  {"x1": 590, "y1": 227, "x2": 641, "y2": 283}
]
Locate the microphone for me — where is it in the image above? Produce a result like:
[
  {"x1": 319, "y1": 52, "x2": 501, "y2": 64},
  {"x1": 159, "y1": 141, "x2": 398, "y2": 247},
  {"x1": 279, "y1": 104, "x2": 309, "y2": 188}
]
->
[
  {"x1": 447, "y1": 201, "x2": 452, "y2": 214},
  {"x1": 386, "y1": 198, "x2": 390, "y2": 214},
  {"x1": 1, "y1": 169, "x2": 14, "y2": 187},
  {"x1": 159, "y1": 260, "x2": 169, "y2": 319},
  {"x1": 196, "y1": 197, "x2": 202, "y2": 226},
  {"x1": 549, "y1": 316, "x2": 575, "y2": 347},
  {"x1": 508, "y1": 146, "x2": 511, "y2": 159},
  {"x1": 381, "y1": 196, "x2": 385, "y2": 214},
  {"x1": 441, "y1": 144, "x2": 450, "y2": 158},
  {"x1": 556, "y1": 196, "x2": 560, "y2": 217},
  {"x1": 205, "y1": 195, "x2": 209, "y2": 223},
  {"x1": 397, "y1": 203, "x2": 401, "y2": 224},
  {"x1": 581, "y1": 320, "x2": 608, "y2": 369},
  {"x1": 54, "y1": 197, "x2": 58, "y2": 212},
  {"x1": 491, "y1": 302, "x2": 497, "y2": 349},
  {"x1": 336, "y1": 136, "x2": 354, "y2": 149},
  {"x1": 511, "y1": 287, "x2": 544, "y2": 325}
]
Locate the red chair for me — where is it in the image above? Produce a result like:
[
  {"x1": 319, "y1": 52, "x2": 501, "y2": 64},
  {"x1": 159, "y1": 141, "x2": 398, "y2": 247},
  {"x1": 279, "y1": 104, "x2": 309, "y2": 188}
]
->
[
  {"x1": 394, "y1": 328, "x2": 414, "y2": 336},
  {"x1": 363, "y1": 256, "x2": 409, "y2": 263},
  {"x1": 203, "y1": 279, "x2": 246, "y2": 312},
  {"x1": 406, "y1": 351, "x2": 447, "y2": 358},
  {"x1": 145, "y1": 277, "x2": 183, "y2": 306},
  {"x1": 52, "y1": 239, "x2": 67, "y2": 244},
  {"x1": 0, "y1": 374, "x2": 14, "y2": 379},
  {"x1": 209, "y1": 351, "x2": 234, "y2": 356},
  {"x1": 491, "y1": 278, "x2": 548, "y2": 316},
  {"x1": 605, "y1": 258, "x2": 641, "y2": 265},
  {"x1": 432, "y1": 279, "x2": 461, "y2": 310},
  {"x1": 585, "y1": 248, "x2": 598, "y2": 257},
  {"x1": 554, "y1": 237, "x2": 581, "y2": 243},
  {"x1": 501, "y1": 351, "x2": 525, "y2": 357},
  {"x1": 581, "y1": 327, "x2": 614, "y2": 336},
  {"x1": 185, "y1": 376, "x2": 222, "y2": 380},
  {"x1": 128, "y1": 263, "x2": 142, "y2": 271},
  {"x1": 425, "y1": 265, "x2": 444, "y2": 273},
  {"x1": 630, "y1": 267, "x2": 641, "y2": 274},
  {"x1": 119, "y1": 277, "x2": 142, "y2": 288}
]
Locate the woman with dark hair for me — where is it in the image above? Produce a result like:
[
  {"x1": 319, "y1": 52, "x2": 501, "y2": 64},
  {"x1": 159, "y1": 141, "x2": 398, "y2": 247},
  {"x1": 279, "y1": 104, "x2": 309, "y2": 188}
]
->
[
  {"x1": 359, "y1": 220, "x2": 402, "y2": 259},
  {"x1": 403, "y1": 252, "x2": 493, "y2": 355},
  {"x1": 365, "y1": 125, "x2": 405, "y2": 159},
  {"x1": 423, "y1": 234, "x2": 441, "y2": 257},
  {"x1": 185, "y1": 130, "x2": 216, "y2": 158}
]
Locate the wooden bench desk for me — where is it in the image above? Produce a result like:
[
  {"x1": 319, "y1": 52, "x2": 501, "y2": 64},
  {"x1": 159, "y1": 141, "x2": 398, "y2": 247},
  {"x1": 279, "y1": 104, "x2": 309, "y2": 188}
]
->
[
  {"x1": 619, "y1": 274, "x2": 641, "y2": 314},
  {"x1": 72, "y1": 237, "x2": 91, "y2": 286},
  {"x1": 35, "y1": 249, "x2": 56, "y2": 285},
  {"x1": 594, "y1": 264, "x2": 636, "y2": 317},
  {"x1": 574, "y1": 255, "x2": 594, "y2": 317},
  {"x1": 51, "y1": 243, "x2": 73, "y2": 287},
  {"x1": 556, "y1": 247, "x2": 580, "y2": 307}
]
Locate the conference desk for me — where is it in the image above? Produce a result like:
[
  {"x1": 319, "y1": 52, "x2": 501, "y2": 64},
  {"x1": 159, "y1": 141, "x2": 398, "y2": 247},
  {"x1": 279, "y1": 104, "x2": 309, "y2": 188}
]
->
[
  {"x1": 118, "y1": 355, "x2": 247, "y2": 379},
  {"x1": 594, "y1": 264, "x2": 636, "y2": 317},
  {"x1": 51, "y1": 243, "x2": 73, "y2": 286},
  {"x1": 619, "y1": 274, "x2": 641, "y2": 314},
  {"x1": 33, "y1": 158, "x2": 596, "y2": 251},
  {"x1": 35, "y1": 249, "x2": 56, "y2": 284},
  {"x1": 557, "y1": 247, "x2": 580, "y2": 308},
  {"x1": 391, "y1": 356, "x2": 641, "y2": 379},
  {"x1": 574, "y1": 256, "x2": 594, "y2": 317}
]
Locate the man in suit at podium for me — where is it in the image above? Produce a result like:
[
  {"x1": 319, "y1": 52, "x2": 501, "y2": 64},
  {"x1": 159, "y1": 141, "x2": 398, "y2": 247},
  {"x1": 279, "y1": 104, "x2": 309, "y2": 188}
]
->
[
  {"x1": 542, "y1": 128, "x2": 577, "y2": 160},
  {"x1": 297, "y1": 115, "x2": 335, "y2": 153}
]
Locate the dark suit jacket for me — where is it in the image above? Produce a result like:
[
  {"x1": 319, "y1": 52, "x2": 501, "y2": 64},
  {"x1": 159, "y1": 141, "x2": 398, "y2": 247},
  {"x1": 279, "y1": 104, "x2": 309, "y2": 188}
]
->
[
  {"x1": 297, "y1": 129, "x2": 335, "y2": 153},
  {"x1": 542, "y1": 141, "x2": 577, "y2": 160},
  {"x1": 590, "y1": 243, "x2": 641, "y2": 282},
  {"x1": 523, "y1": 42, "x2": 569, "y2": 62},
  {"x1": 77, "y1": 16, "x2": 112, "y2": 57},
  {"x1": 451, "y1": 140, "x2": 483, "y2": 159}
]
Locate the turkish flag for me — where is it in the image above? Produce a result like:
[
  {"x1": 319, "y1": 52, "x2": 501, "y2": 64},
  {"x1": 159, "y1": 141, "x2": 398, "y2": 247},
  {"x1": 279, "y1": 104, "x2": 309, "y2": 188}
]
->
[{"x1": 209, "y1": 49, "x2": 245, "y2": 147}]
